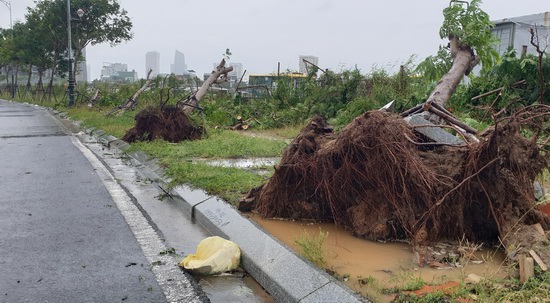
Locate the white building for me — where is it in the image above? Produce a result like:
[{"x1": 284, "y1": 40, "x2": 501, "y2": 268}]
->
[
  {"x1": 101, "y1": 63, "x2": 127, "y2": 78},
  {"x1": 492, "y1": 12, "x2": 550, "y2": 56},
  {"x1": 299, "y1": 55, "x2": 319, "y2": 74},
  {"x1": 145, "y1": 51, "x2": 160, "y2": 77},
  {"x1": 100, "y1": 63, "x2": 136, "y2": 83}
]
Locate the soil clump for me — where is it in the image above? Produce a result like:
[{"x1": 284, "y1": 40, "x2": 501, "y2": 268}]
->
[{"x1": 122, "y1": 106, "x2": 204, "y2": 143}]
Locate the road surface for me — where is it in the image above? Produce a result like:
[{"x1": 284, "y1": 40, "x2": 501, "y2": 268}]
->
[{"x1": 0, "y1": 100, "x2": 207, "y2": 302}]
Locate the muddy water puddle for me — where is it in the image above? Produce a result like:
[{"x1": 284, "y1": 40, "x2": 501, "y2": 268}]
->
[{"x1": 249, "y1": 214, "x2": 507, "y2": 301}]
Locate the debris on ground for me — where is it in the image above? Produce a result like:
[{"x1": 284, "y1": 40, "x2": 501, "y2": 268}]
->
[{"x1": 179, "y1": 236, "x2": 241, "y2": 275}]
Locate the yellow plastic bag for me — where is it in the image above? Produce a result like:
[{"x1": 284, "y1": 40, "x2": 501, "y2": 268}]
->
[{"x1": 179, "y1": 236, "x2": 241, "y2": 275}]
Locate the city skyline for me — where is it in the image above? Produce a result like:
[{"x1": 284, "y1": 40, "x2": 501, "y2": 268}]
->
[{"x1": 1, "y1": 1, "x2": 549, "y2": 81}]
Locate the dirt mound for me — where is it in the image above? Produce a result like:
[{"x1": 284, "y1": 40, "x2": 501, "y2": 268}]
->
[
  {"x1": 122, "y1": 106, "x2": 204, "y2": 143},
  {"x1": 244, "y1": 110, "x2": 550, "y2": 263}
]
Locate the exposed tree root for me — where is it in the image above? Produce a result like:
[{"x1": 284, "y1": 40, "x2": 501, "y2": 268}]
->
[
  {"x1": 122, "y1": 106, "x2": 204, "y2": 143},
  {"x1": 243, "y1": 107, "x2": 550, "y2": 265}
]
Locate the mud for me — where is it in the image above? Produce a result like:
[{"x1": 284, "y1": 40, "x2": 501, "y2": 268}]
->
[{"x1": 250, "y1": 214, "x2": 507, "y2": 301}]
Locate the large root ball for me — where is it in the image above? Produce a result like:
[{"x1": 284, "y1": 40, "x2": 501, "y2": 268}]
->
[{"x1": 122, "y1": 106, "x2": 204, "y2": 143}]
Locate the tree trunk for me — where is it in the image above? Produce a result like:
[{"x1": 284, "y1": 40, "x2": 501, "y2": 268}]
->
[
  {"x1": 14, "y1": 65, "x2": 19, "y2": 96},
  {"x1": 425, "y1": 35, "x2": 480, "y2": 109},
  {"x1": 87, "y1": 88, "x2": 100, "y2": 108},
  {"x1": 37, "y1": 70, "x2": 44, "y2": 89},
  {"x1": 117, "y1": 69, "x2": 153, "y2": 115},
  {"x1": 4, "y1": 66, "x2": 9, "y2": 86},
  {"x1": 47, "y1": 64, "x2": 57, "y2": 102},
  {"x1": 26, "y1": 63, "x2": 32, "y2": 90},
  {"x1": 178, "y1": 59, "x2": 233, "y2": 114}
]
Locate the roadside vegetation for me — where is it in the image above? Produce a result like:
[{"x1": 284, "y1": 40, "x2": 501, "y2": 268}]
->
[
  {"x1": 6, "y1": 47, "x2": 548, "y2": 301},
  {"x1": 294, "y1": 229, "x2": 329, "y2": 268},
  {"x1": 3, "y1": 0, "x2": 549, "y2": 301},
  {"x1": 6, "y1": 47, "x2": 549, "y2": 302}
]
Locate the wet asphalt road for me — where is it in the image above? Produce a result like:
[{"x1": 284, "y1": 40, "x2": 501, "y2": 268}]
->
[{"x1": 0, "y1": 100, "x2": 185, "y2": 302}]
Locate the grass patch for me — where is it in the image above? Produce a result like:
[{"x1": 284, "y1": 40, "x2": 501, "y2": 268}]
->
[
  {"x1": 257, "y1": 124, "x2": 305, "y2": 140},
  {"x1": 61, "y1": 107, "x2": 289, "y2": 205},
  {"x1": 165, "y1": 161, "x2": 269, "y2": 204},
  {"x1": 65, "y1": 107, "x2": 135, "y2": 138},
  {"x1": 471, "y1": 271, "x2": 550, "y2": 302},
  {"x1": 381, "y1": 270, "x2": 550, "y2": 303},
  {"x1": 294, "y1": 229, "x2": 328, "y2": 268},
  {"x1": 130, "y1": 128, "x2": 287, "y2": 159}
]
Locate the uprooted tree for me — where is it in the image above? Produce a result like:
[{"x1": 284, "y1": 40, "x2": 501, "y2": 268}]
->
[
  {"x1": 122, "y1": 58, "x2": 233, "y2": 143},
  {"x1": 241, "y1": 0, "x2": 550, "y2": 267}
]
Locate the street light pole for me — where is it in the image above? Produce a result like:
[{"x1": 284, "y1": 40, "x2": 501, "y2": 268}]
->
[
  {"x1": 67, "y1": 0, "x2": 75, "y2": 106},
  {"x1": 0, "y1": 0, "x2": 14, "y2": 98},
  {"x1": 66, "y1": 1, "x2": 84, "y2": 107}
]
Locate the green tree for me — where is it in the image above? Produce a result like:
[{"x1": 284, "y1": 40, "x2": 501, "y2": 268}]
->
[
  {"x1": 24, "y1": 0, "x2": 132, "y2": 88},
  {"x1": 66, "y1": 0, "x2": 133, "y2": 83},
  {"x1": 24, "y1": 1, "x2": 70, "y2": 97},
  {"x1": 416, "y1": 0, "x2": 500, "y2": 108}
]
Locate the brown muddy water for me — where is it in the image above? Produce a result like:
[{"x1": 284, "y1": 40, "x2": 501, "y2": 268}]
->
[{"x1": 248, "y1": 213, "x2": 508, "y2": 301}]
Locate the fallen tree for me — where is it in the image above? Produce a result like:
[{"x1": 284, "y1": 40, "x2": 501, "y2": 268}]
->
[
  {"x1": 178, "y1": 59, "x2": 233, "y2": 114},
  {"x1": 240, "y1": 0, "x2": 550, "y2": 268},
  {"x1": 87, "y1": 88, "x2": 100, "y2": 108},
  {"x1": 108, "y1": 69, "x2": 153, "y2": 116},
  {"x1": 243, "y1": 107, "x2": 550, "y2": 264},
  {"x1": 122, "y1": 58, "x2": 232, "y2": 143}
]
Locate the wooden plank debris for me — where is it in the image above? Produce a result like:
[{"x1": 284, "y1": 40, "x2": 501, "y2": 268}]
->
[{"x1": 529, "y1": 250, "x2": 548, "y2": 271}]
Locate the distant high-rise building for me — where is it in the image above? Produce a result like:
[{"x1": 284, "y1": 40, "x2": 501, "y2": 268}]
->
[
  {"x1": 170, "y1": 50, "x2": 188, "y2": 75},
  {"x1": 76, "y1": 47, "x2": 88, "y2": 83},
  {"x1": 145, "y1": 51, "x2": 160, "y2": 76},
  {"x1": 299, "y1": 55, "x2": 319, "y2": 74},
  {"x1": 228, "y1": 63, "x2": 244, "y2": 82}
]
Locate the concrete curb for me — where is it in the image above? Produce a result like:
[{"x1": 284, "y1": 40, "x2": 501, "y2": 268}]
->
[{"x1": 78, "y1": 123, "x2": 366, "y2": 302}]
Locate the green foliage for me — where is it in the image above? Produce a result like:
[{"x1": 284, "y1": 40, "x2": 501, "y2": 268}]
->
[
  {"x1": 125, "y1": 130, "x2": 284, "y2": 204},
  {"x1": 417, "y1": 0, "x2": 500, "y2": 84},
  {"x1": 440, "y1": 0, "x2": 500, "y2": 69},
  {"x1": 393, "y1": 291, "x2": 448, "y2": 303},
  {"x1": 68, "y1": 0, "x2": 133, "y2": 47},
  {"x1": 334, "y1": 64, "x2": 426, "y2": 126},
  {"x1": 0, "y1": 0, "x2": 132, "y2": 93},
  {"x1": 415, "y1": 46, "x2": 452, "y2": 84},
  {"x1": 302, "y1": 69, "x2": 364, "y2": 119},
  {"x1": 450, "y1": 48, "x2": 550, "y2": 116},
  {"x1": 294, "y1": 229, "x2": 328, "y2": 268}
]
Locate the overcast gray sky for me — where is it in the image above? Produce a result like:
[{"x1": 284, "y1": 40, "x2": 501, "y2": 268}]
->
[{"x1": 1, "y1": 0, "x2": 548, "y2": 80}]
